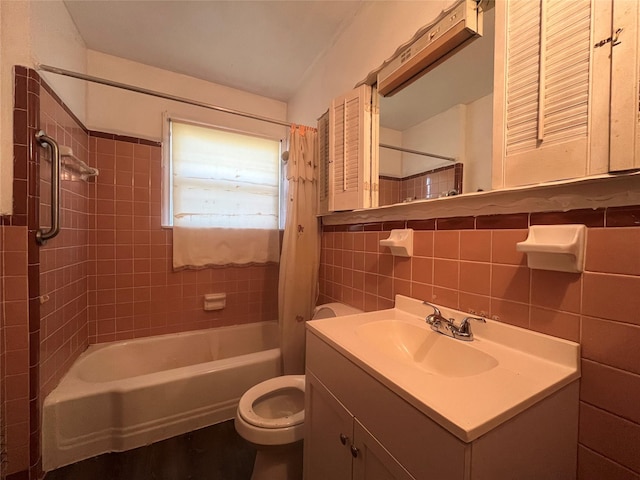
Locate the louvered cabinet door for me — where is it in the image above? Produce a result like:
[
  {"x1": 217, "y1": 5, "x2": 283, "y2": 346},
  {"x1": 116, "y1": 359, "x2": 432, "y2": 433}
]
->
[
  {"x1": 317, "y1": 110, "x2": 330, "y2": 215},
  {"x1": 610, "y1": 0, "x2": 640, "y2": 172},
  {"x1": 328, "y1": 85, "x2": 373, "y2": 211},
  {"x1": 492, "y1": 0, "x2": 611, "y2": 189}
]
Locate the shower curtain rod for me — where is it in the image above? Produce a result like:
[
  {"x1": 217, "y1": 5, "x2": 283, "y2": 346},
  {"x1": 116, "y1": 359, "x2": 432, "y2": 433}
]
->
[
  {"x1": 379, "y1": 143, "x2": 456, "y2": 162},
  {"x1": 37, "y1": 65, "x2": 456, "y2": 163},
  {"x1": 37, "y1": 64, "x2": 293, "y2": 128}
]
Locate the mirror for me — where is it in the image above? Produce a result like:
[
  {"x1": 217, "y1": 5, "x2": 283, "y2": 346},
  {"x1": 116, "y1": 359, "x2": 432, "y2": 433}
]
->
[{"x1": 378, "y1": 7, "x2": 495, "y2": 207}]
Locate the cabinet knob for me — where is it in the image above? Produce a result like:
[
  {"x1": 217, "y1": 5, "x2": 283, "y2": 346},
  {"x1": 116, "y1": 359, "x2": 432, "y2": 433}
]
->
[
  {"x1": 339, "y1": 433, "x2": 348, "y2": 445},
  {"x1": 350, "y1": 445, "x2": 359, "y2": 458}
]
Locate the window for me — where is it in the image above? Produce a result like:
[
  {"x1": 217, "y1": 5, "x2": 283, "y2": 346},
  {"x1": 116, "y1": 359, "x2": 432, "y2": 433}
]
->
[{"x1": 165, "y1": 119, "x2": 281, "y2": 229}]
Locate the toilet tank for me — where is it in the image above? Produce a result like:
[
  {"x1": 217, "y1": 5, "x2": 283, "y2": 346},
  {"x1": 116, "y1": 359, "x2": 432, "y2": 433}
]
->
[{"x1": 312, "y1": 303, "x2": 363, "y2": 320}]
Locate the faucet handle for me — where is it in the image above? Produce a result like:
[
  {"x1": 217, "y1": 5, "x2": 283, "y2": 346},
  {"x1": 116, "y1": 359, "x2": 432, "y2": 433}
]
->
[
  {"x1": 458, "y1": 316, "x2": 486, "y2": 334},
  {"x1": 422, "y1": 301, "x2": 442, "y2": 318},
  {"x1": 422, "y1": 301, "x2": 442, "y2": 325}
]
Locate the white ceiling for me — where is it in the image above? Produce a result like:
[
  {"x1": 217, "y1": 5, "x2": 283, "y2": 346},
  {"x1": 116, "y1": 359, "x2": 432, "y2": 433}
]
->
[
  {"x1": 63, "y1": 0, "x2": 495, "y2": 132},
  {"x1": 63, "y1": 0, "x2": 364, "y2": 102}
]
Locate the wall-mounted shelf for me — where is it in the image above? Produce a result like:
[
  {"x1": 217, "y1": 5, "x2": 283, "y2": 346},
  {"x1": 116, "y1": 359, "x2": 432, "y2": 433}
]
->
[
  {"x1": 380, "y1": 229, "x2": 414, "y2": 257},
  {"x1": 516, "y1": 225, "x2": 586, "y2": 273},
  {"x1": 59, "y1": 145, "x2": 99, "y2": 180}
]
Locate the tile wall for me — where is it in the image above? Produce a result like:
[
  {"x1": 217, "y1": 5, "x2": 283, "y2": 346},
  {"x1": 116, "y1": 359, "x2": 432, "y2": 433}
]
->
[
  {"x1": 379, "y1": 163, "x2": 463, "y2": 206},
  {"x1": 1, "y1": 227, "x2": 30, "y2": 478},
  {"x1": 87, "y1": 136, "x2": 279, "y2": 343},
  {"x1": 320, "y1": 208, "x2": 640, "y2": 479},
  {"x1": 2, "y1": 66, "x2": 44, "y2": 480},
  {"x1": 38, "y1": 85, "x2": 91, "y2": 401},
  {"x1": 1, "y1": 67, "x2": 279, "y2": 480}
]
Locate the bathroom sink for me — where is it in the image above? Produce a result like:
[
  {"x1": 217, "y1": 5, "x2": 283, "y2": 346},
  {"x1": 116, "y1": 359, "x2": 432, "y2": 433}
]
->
[
  {"x1": 306, "y1": 294, "x2": 581, "y2": 442},
  {"x1": 356, "y1": 320, "x2": 498, "y2": 377}
]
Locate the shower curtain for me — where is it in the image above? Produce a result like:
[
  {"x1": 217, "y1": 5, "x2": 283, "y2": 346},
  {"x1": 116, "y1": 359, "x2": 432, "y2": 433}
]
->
[{"x1": 278, "y1": 125, "x2": 319, "y2": 374}]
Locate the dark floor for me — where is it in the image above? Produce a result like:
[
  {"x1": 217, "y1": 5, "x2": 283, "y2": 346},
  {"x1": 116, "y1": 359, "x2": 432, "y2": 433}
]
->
[{"x1": 44, "y1": 420, "x2": 256, "y2": 480}]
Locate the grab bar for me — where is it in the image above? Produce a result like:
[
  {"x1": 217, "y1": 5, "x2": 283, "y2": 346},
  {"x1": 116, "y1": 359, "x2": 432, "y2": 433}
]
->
[{"x1": 36, "y1": 130, "x2": 60, "y2": 245}]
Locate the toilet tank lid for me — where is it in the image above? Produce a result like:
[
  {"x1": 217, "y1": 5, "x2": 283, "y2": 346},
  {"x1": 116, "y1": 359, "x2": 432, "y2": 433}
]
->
[{"x1": 313, "y1": 303, "x2": 363, "y2": 319}]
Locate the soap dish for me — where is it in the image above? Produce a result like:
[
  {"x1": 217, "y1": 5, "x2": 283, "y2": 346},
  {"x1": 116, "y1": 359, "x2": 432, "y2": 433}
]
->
[
  {"x1": 380, "y1": 229, "x2": 414, "y2": 257},
  {"x1": 516, "y1": 225, "x2": 586, "y2": 273}
]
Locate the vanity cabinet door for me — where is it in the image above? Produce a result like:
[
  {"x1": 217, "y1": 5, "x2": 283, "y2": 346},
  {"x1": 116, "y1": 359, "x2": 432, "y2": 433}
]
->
[
  {"x1": 352, "y1": 420, "x2": 415, "y2": 480},
  {"x1": 610, "y1": 0, "x2": 640, "y2": 172},
  {"x1": 304, "y1": 372, "x2": 416, "y2": 480},
  {"x1": 304, "y1": 372, "x2": 354, "y2": 480},
  {"x1": 492, "y1": 0, "x2": 611, "y2": 189},
  {"x1": 306, "y1": 331, "x2": 469, "y2": 480}
]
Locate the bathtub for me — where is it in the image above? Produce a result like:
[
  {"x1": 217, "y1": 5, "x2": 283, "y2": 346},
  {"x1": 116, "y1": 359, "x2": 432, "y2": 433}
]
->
[{"x1": 42, "y1": 321, "x2": 281, "y2": 471}]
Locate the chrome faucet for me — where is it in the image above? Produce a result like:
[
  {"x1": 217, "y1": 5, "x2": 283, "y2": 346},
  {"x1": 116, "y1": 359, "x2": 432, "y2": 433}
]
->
[{"x1": 423, "y1": 301, "x2": 486, "y2": 341}]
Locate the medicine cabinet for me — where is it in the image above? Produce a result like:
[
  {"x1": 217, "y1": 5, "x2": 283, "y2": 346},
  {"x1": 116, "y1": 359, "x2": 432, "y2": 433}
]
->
[{"x1": 318, "y1": 0, "x2": 640, "y2": 214}]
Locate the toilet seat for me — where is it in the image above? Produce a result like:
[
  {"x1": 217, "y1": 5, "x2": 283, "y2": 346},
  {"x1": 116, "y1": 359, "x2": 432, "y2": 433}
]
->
[{"x1": 238, "y1": 375, "x2": 305, "y2": 429}]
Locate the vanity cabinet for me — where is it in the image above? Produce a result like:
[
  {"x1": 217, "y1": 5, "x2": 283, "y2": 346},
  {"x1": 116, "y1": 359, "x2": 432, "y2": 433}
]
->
[
  {"x1": 493, "y1": 0, "x2": 640, "y2": 188},
  {"x1": 304, "y1": 330, "x2": 579, "y2": 480},
  {"x1": 304, "y1": 332, "x2": 470, "y2": 480},
  {"x1": 305, "y1": 371, "x2": 414, "y2": 480}
]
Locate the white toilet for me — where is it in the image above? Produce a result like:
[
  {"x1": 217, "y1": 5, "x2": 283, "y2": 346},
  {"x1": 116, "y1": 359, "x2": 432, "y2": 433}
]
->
[{"x1": 235, "y1": 302, "x2": 362, "y2": 480}]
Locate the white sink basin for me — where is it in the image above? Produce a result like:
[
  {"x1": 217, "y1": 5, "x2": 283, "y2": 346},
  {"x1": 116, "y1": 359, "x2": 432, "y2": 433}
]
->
[
  {"x1": 307, "y1": 294, "x2": 580, "y2": 442},
  {"x1": 356, "y1": 319, "x2": 498, "y2": 378}
]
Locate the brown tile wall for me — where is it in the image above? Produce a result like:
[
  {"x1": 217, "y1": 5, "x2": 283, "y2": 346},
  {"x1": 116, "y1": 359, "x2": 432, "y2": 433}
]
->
[
  {"x1": 378, "y1": 178, "x2": 401, "y2": 206},
  {"x1": 0, "y1": 228, "x2": 4, "y2": 477},
  {"x1": 1, "y1": 66, "x2": 39, "y2": 478},
  {"x1": 1, "y1": 227, "x2": 3, "y2": 476},
  {"x1": 38, "y1": 87, "x2": 90, "y2": 401},
  {"x1": 320, "y1": 210, "x2": 640, "y2": 478},
  {"x1": 1, "y1": 227, "x2": 30, "y2": 477},
  {"x1": 2, "y1": 66, "x2": 280, "y2": 480},
  {"x1": 87, "y1": 136, "x2": 278, "y2": 342},
  {"x1": 379, "y1": 163, "x2": 463, "y2": 206}
]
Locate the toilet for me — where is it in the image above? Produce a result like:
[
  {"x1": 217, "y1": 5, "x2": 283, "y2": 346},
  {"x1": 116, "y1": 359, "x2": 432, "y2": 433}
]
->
[{"x1": 235, "y1": 302, "x2": 363, "y2": 480}]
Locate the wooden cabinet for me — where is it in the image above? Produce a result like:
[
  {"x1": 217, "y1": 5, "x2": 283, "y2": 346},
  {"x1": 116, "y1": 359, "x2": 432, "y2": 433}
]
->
[
  {"x1": 304, "y1": 332, "x2": 470, "y2": 480},
  {"x1": 352, "y1": 421, "x2": 415, "y2": 480},
  {"x1": 492, "y1": 0, "x2": 611, "y2": 188},
  {"x1": 493, "y1": 0, "x2": 640, "y2": 189},
  {"x1": 610, "y1": 0, "x2": 640, "y2": 172},
  {"x1": 317, "y1": 110, "x2": 331, "y2": 215},
  {"x1": 304, "y1": 372, "x2": 414, "y2": 480},
  {"x1": 318, "y1": 0, "x2": 640, "y2": 211},
  {"x1": 317, "y1": 85, "x2": 379, "y2": 213},
  {"x1": 304, "y1": 331, "x2": 579, "y2": 480},
  {"x1": 304, "y1": 372, "x2": 353, "y2": 480}
]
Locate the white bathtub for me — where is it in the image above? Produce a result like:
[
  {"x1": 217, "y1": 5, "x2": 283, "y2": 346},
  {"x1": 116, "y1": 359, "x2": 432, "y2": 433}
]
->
[{"x1": 42, "y1": 321, "x2": 281, "y2": 471}]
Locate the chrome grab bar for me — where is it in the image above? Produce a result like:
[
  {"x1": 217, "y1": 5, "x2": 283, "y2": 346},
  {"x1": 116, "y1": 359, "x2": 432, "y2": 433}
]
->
[{"x1": 35, "y1": 130, "x2": 60, "y2": 245}]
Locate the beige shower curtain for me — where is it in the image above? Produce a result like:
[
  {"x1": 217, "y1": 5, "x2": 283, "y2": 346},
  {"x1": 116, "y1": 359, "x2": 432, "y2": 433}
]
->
[{"x1": 278, "y1": 125, "x2": 319, "y2": 374}]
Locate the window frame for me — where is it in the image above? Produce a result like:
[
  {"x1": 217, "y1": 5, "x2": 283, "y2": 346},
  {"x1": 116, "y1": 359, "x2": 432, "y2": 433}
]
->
[{"x1": 162, "y1": 113, "x2": 284, "y2": 229}]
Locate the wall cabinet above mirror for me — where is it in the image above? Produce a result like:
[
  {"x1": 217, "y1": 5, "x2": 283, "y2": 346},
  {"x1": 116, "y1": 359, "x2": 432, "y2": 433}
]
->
[{"x1": 318, "y1": 0, "x2": 640, "y2": 215}]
